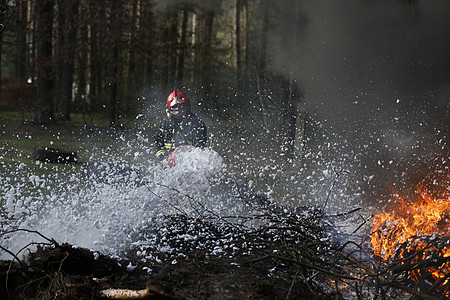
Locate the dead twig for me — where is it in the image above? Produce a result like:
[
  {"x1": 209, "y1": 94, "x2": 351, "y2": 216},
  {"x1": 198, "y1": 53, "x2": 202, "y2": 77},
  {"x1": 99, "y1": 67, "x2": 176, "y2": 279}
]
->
[
  {"x1": 322, "y1": 168, "x2": 352, "y2": 211},
  {"x1": 40, "y1": 251, "x2": 70, "y2": 299},
  {"x1": 1, "y1": 228, "x2": 59, "y2": 246},
  {"x1": 285, "y1": 268, "x2": 300, "y2": 300},
  {"x1": 387, "y1": 281, "x2": 442, "y2": 300},
  {"x1": 0, "y1": 245, "x2": 25, "y2": 269},
  {"x1": 4, "y1": 239, "x2": 55, "y2": 298},
  {"x1": 248, "y1": 254, "x2": 358, "y2": 281}
]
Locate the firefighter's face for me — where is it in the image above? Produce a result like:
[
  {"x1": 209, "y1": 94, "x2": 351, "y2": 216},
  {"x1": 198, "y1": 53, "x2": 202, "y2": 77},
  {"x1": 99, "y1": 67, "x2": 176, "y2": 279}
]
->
[{"x1": 170, "y1": 103, "x2": 188, "y2": 118}]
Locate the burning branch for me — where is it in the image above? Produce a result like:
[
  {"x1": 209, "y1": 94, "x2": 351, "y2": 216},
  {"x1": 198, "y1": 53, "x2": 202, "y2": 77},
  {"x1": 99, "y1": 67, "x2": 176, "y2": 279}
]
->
[{"x1": 370, "y1": 172, "x2": 450, "y2": 298}]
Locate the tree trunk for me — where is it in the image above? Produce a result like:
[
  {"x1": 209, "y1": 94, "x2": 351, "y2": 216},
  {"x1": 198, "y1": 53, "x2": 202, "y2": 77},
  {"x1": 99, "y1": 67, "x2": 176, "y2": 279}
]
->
[
  {"x1": 142, "y1": 2, "x2": 154, "y2": 88},
  {"x1": 55, "y1": 0, "x2": 78, "y2": 122},
  {"x1": 0, "y1": 0, "x2": 6, "y2": 97},
  {"x1": 88, "y1": 1, "x2": 101, "y2": 109},
  {"x1": 14, "y1": 0, "x2": 28, "y2": 121},
  {"x1": 35, "y1": 0, "x2": 55, "y2": 125},
  {"x1": 233, "y1": 0, "x2": 241, "y2": 87},
  {"x1": 54, "y1": 1, "x2": 63, "y2": 120},
  {"x1": 15, "y1": 1, "x2": 28, "y2": 78},
  {"x1": 163, "y1": 4, "x2": 178, "y2": 87},
  {"x1": 109, "y1": 0, "x2": 122, "y2": 127},
  {"x1": 243, "y1": 0, "x2": 248, "y2": 76},
  {"x1": 404, "y1": 0, "x2": 419, "y2": 25},
  {"x1": 110, "y1": 43, "x2": 119, "y2": 127},
  {"x1": 175, "y1": 4, "x2": 188, "y2": 85},
  {"x1": 278, "y1": 0, "x2": 302, "y2": 162},
  {"x1": 190, "y1": 11, "x2": 196, "y2": 85},
  {"x1": 258, "y1": 2, "x2": 269, "y2": 77},
  {"x1": 203, "y1": 10, "x2": 214, "y2": 106},
  {"x1": 124, "y1": 0, "x2": 139, "y2": 116},
  {"x1": 194, "y1": 7, "x2": 215, "y2": 109},
  {"x1": 75, "y1": 5, "x2": 89, "y2": 124}
]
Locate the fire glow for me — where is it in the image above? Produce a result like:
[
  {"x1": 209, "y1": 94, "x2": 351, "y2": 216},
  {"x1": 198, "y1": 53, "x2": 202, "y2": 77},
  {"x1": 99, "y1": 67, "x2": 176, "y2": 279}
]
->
[{"x1": 371, "y1": 173, "x2": 450, "y2": 290}]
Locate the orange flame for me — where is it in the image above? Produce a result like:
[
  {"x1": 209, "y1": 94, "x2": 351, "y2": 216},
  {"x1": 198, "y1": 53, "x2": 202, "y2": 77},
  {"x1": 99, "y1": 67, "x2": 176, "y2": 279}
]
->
[{"x1": 371, "y1": 173, "x2": 450, "y2": 288}]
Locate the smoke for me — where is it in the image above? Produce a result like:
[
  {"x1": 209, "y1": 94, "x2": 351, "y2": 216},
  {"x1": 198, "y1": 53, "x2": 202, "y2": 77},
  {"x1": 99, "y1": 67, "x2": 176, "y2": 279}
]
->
[{"x1": 267, "y1": 0, "x2": 450, "y2": 203}]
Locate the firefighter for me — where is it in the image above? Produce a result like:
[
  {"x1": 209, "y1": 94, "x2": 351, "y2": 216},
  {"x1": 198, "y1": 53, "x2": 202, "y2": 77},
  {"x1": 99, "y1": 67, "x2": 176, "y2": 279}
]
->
[{"x1": 154, "y1": 90, "x2": 207, "y2": 161}]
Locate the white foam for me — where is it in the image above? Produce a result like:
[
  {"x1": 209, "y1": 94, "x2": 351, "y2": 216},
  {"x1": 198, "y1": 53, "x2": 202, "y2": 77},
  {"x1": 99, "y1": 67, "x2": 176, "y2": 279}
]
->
[{"x1": 0, "y1": 146, "x2": 226, "y2": 259}]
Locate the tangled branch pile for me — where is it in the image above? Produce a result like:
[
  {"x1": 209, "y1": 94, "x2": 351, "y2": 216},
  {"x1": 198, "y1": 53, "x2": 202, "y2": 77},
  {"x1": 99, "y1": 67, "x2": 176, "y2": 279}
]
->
[
  {"x1": 370, "y1": 231, "x2": 450, "y2": 299},
  {"x1": 1, "y1": 203, "x2": 449, "y2": 299}
]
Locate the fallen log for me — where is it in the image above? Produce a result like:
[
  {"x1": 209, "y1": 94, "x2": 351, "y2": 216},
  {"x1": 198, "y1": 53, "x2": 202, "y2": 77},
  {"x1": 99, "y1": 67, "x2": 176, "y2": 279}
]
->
[
  {"x1": 98, "y1": 284, "x2": 178, "y2": 300},
  {"x1": 99, "y1": 288, "x2": 151, "y2": 299},
  {"x1": 33, "y1": 147, "x2": 77, "y2": 164}
]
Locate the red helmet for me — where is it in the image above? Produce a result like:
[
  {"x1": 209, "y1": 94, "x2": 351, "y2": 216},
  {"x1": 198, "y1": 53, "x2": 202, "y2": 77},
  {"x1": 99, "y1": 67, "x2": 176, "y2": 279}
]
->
[{"x1": 167, "y1": 90, "x2": 189, "y2": 109}]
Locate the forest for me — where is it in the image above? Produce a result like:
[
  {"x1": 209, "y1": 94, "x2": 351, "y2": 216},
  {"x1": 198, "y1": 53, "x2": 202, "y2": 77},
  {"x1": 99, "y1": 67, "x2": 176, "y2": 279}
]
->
[
  {"x1": 1, "y1": 0, "x2": 301, "y2": 141},
  {"x1": 2, "y1": 0, "x2": 449, "y2": 161}
]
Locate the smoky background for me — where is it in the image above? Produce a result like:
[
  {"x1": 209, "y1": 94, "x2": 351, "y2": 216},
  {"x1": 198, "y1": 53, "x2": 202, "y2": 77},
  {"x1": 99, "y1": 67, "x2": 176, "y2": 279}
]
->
[{"x1": 258, "y1": 0, "x2": 450, "y2": 206}]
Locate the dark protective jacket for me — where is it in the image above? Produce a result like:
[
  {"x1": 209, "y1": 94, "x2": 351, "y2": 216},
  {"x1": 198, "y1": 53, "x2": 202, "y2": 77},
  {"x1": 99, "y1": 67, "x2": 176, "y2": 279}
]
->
[{"x1": 154, "y1": 112, "x2": 207, "y2": 158}]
